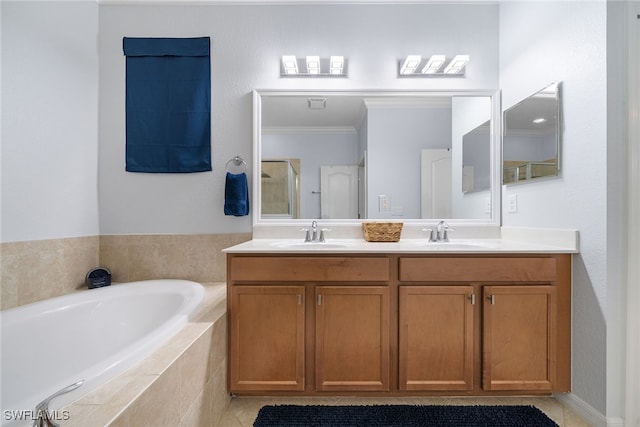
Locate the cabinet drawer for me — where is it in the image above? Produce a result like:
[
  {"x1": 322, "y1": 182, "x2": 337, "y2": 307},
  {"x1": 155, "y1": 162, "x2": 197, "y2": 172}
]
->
[
  {"x1": 399, "y1": 257, "x2": 557, "y2": 282},
  {"x1": 230, "y1": 256, "x2": 390, "y2": 282}
]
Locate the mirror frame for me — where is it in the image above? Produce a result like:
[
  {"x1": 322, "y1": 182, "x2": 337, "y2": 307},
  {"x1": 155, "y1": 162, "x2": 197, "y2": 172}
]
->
[{"x1": 252, "y1": 89, "x2": 502, "y2": 228}]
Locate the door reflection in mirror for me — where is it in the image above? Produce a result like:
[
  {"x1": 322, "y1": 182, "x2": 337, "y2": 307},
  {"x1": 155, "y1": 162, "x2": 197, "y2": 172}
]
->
[{"x1": 320, "y1": 165, "x2": 359, "y2": 219}]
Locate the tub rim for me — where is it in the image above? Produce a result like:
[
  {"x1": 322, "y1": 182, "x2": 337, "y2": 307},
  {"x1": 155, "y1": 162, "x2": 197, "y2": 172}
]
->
[{"x1": 0, "y1": 279, "x2": 206, "y2": 425}]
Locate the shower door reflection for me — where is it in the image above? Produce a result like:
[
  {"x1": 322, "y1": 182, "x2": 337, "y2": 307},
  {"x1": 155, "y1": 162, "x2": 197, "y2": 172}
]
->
[{"x1": 261, "y1": 159, "x2": 300, "y2": 218}]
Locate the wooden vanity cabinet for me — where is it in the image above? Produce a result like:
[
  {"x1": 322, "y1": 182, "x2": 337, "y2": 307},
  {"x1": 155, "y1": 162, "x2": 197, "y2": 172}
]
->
[
  {"x1": 316, "y1": 286, "x2": 390, "y2": 391},
  {"x1": 482, "y1": 285, "x2": 556, "y2": 391},
  {"x1": 397, "y1": 255, "x2": 571, "y2": 393},
  {"x1": 399, "y1": 285, "x2": 474, "y2": 391},
  {"x1": 227, "y1": 255, "x2": 391, "y2": 394},
  {"x1": 228, "y1": 253, "x2": 571, "y2": 395},
  {"x1": 228, "y1": 285, "x2": 305, "y2": 392}
]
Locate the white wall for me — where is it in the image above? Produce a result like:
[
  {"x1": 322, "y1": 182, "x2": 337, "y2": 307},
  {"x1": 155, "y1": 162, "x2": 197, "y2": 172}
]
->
[
  {"x1": 605, "y1": 2, "x2": 630, "y2": 425},
  {"x1": 499, "y1": 1, "x2": 616, "y2": 421},
  {"x1": 1, "y1": 1, "x2": 100, "y2": 243},
  {"x1": 624, "y1": 4, "x2": 640, "y2": 425},
  {"x1": 98, "y1": 3, "x2": 499, "y2": 234}
]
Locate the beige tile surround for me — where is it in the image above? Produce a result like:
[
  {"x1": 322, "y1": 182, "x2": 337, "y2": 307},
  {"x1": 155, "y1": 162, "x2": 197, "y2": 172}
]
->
[
  {"x1": 0, "y1": 233, "x2": 251, "y2": 310},
  {"x1": 0, "y1": 236, "x2": 100, "y2": 309},
  {"x1": 99, "y1": 233, "x2": 251, "y2": 284}
]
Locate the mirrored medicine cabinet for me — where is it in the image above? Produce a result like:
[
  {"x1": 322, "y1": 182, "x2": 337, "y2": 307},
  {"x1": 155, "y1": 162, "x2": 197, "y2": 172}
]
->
[{"x1": 253, "y1": 90, "x2": 502, "y2": 227}]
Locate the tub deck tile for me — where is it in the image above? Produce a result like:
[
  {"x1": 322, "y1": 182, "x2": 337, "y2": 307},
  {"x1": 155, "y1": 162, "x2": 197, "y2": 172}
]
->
[{"x1": 65, "y1": 373, "x2": 157, "y2": 426}]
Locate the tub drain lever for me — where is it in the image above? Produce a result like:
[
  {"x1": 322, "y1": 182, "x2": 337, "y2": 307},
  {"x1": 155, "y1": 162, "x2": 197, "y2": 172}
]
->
[{"x1": 33, "y1": 380, "x2": 84, "y2": 427}]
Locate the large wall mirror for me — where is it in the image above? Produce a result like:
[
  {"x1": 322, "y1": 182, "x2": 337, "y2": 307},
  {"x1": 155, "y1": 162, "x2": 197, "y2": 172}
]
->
[
  {"x1": 503, "y1": 82, "x2": 562, "y2": 185},
  {"x1": 253, "y1": 90, "x2": 500, "y2": 226}
]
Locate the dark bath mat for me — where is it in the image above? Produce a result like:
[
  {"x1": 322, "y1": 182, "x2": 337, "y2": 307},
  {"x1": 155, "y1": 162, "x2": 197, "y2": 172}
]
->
[{"x1": 253, "y1": 404, "x2": 559, "y2": 426}]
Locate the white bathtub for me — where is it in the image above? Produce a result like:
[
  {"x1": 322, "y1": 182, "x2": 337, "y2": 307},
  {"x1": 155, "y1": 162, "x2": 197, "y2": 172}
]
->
[{"x1": 0, "y1": 279, "x2": 204, "y2": 426}]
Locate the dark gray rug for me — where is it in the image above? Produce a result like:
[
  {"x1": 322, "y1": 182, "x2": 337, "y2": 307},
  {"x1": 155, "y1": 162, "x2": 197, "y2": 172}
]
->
[{"x1": 253, "y1": 404, "x2": 559, "y2": 426}]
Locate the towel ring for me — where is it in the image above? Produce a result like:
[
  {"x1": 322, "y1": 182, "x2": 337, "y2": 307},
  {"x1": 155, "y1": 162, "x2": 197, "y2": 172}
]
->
[{"x1": 225, "y1": 156, "x2": 247, "y2": 174}]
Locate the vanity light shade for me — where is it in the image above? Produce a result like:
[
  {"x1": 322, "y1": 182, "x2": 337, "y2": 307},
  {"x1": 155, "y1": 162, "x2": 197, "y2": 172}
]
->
[
  {"x1": 443, "y1": 55, "x2": 469, "y2": 74},
  {"x1": 282, "y1": 55, "x2": 299, "y2": 75},
  {"x1": 421, "y1": 55, "x2": 446, "y2": 74},
  {"x1": 400, "y1": 55, "x2": 421, "y2": 75},
  {"x1": 306, "y1": 56, "x2": 321, "y2": 74},
  {"x1": 329, "y1": 56, "x2": 344, "y2": 75}
]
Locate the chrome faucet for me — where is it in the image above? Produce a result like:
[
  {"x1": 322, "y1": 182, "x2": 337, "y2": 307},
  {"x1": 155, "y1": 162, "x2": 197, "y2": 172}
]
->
[
  {"x1": 301, "y1": 220, "x2": 328, "y2": 243},
  {"x1": 33, "y1": 380, "x2": 84, "y2": 427},
  {"x1": 436, "y1": 220, "x2": 449, "y2": 242},
  {"x1": 423, "y1": 220, "x2": 453, "y2": 242}
]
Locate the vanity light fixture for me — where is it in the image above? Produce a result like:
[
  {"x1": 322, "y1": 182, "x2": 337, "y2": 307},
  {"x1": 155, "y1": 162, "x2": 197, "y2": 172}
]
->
[
  {"x1": 281, "y1": 55, "x2": 299, "y2": 75},
  {"x1": 329, "y1": 56, "x2": 345, "y2": 75},
  {"x1": 399, "y1": 54, "x2": 470, "y2": 77},
  {"x1": 280, "y1": 55, "x2": 347, "y2": 77},
  {"x1": 306, "y1": 56, "x2": 321, "y2": 75},
  {"x1": 421, "y1": 55, "x2": 446, "y2": 74},
  {"x1": 400, "y1": 55, "x2": 422, "y2": 75},
  {"x1": 443, "y1": 55, "x2": 470, "y2": 74}
]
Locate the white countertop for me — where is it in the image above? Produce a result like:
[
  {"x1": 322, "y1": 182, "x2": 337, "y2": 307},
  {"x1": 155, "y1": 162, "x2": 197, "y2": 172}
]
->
[{"x1": 223, "y1": 227, "x2": 579, "y2": 254}]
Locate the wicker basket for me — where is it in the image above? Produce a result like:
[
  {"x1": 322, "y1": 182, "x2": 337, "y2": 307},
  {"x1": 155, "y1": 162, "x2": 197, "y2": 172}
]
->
[{"x1": 362, "y1": 222, "x2": 403, "y2": 242}]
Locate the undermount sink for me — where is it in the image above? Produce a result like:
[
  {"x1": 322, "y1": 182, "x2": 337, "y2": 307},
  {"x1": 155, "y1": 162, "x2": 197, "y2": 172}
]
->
[
  {"x1": 269, "y1": 241, "x2": 351, "y2": 249},
  {"x1": 430, "y1": 244, "x2": 486, "y2": 250},
  {"x1": 408, "y1": 240, "x2": 500, "y2": 250}
]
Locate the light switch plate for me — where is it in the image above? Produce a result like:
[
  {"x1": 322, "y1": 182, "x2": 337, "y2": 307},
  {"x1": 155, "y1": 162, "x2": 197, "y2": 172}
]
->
[
  {"x1": 378, "y1": 195, "x2": 390, "y2": 212},
  {"x1": 507, "y1": 194, "x2": 518, "y2": 213}
]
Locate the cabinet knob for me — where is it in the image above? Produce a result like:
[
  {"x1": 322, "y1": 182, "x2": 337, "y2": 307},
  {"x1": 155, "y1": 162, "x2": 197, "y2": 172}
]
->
[
  {"x1": 469, "y1": 294, "x2": 476, "y2": 305},
  {"x1": 487, "y1": 294, "x2": 495, "y2": 304}
]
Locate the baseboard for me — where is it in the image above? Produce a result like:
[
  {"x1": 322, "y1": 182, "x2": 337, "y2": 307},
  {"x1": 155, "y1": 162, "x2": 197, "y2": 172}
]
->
[{"x1": 554, "y1": 393, "x2": 624, "y2": 427}]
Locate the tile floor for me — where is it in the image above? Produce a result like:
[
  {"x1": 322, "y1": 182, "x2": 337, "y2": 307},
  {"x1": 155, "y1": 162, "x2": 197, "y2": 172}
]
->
[{"x1": 217, "y1": 396, "x2": 592, "y2": 427}]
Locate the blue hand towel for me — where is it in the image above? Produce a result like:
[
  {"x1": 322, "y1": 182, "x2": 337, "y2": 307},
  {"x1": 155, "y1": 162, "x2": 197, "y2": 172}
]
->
[{"x1": 224, "y1": 172, "x2": 249, "y2": 216}]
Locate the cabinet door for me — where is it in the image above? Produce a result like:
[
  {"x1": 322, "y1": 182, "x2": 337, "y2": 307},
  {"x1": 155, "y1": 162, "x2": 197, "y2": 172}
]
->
[
  {"x1": 399, "y1": 286, "x2": 474, "y2": 391},
  {"x1": 229, "y1": 285, "x2": 305, "y2": 392},
  {"x1": 483, "y1": 285, "x2": 556, "y2": 391},
  {"x1": 315, "y1": 286, "x2": 390, "y2": 391}
]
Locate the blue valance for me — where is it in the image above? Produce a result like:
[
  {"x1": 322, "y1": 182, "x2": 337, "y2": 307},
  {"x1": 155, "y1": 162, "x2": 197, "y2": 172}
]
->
[
  {"x1": 123, "y1": 37, "x2": 211, "y2": 173},
  {"x1": 123, "y1": 37, "x2": 210, "y2": 57}
]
